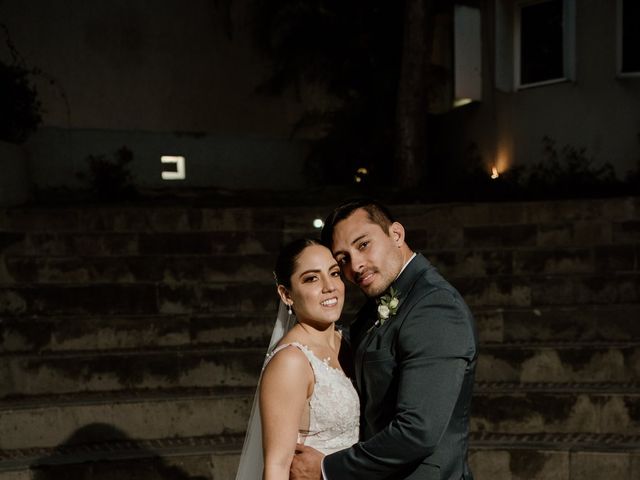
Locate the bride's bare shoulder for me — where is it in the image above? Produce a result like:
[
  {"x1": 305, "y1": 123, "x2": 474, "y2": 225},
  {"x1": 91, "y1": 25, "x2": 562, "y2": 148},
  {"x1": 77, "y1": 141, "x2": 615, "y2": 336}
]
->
[
  {"x1": 264, "y1": 343, "x2": 309, "y2": 374},
  {"x1": 261, "y1": 344, "x2": 314, "y2": 396}
]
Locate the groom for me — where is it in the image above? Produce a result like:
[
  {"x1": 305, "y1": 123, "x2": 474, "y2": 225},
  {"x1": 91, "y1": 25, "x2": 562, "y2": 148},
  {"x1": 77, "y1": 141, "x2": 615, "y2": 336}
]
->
[{"x1": 291, "y1": 199, "x2": 477, "y2": 480}]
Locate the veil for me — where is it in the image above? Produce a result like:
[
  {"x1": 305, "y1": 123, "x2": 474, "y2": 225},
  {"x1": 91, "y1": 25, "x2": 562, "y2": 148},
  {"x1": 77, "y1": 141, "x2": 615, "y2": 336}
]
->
[{"x1": 235, "y1": 300, "x2": 296, "y2": 480}]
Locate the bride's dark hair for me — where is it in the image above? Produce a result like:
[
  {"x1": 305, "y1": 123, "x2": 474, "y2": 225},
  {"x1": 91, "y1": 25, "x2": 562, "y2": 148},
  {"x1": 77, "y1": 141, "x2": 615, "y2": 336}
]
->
[{"x1": 274, "y1": 238, "x2": 322, "y2": 289}]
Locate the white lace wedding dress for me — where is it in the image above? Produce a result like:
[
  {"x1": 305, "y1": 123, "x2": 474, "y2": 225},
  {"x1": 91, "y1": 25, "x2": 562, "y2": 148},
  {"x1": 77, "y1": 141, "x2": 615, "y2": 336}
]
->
[
  {"x1": 265, "y1": 342, "x2": 360, "y2": 455},
  {"x1": 235, "y1": 302, "x2": 360, "y2": 480}
]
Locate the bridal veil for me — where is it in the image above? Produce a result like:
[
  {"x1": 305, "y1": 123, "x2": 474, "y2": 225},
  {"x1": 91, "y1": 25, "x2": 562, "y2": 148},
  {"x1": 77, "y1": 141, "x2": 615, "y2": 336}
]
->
[{"x1": 235, "y1": 301, "x2": 296, "y2": 480}]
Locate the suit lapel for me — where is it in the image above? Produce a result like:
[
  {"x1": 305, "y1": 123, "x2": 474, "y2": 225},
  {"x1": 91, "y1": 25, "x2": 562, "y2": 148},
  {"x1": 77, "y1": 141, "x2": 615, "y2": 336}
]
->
[
  {"x1": 352, "y1": 254, "x2": 432, "y2": 391},
  {"x1": 352, "y1": 300, "x2": 377, "y2": 392}
]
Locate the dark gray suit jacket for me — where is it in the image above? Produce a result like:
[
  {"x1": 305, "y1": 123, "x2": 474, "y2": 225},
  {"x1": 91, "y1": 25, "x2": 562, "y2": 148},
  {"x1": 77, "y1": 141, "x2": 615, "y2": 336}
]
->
[{"x1": 325, "y1": 254, "x2": 477, "y2": 479}]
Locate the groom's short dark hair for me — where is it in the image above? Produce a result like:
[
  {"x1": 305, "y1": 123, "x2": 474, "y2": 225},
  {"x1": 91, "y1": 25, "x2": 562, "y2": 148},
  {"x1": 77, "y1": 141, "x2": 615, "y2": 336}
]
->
[{"x1": 321, "y1": 198, "x2": 396, "y2": 247}]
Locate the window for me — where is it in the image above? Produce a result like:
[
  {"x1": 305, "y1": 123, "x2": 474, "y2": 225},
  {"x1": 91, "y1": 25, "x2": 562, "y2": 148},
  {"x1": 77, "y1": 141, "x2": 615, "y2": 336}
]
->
[
  {"x1": 515, "y1": 0, "x2": 574, "y2": 88},
  {"x1": 454, "y1": 5, "x2": 482, "y2": 104},
  {"x1": 619, "y1": 0, "x2": 640, "y2": 75}
]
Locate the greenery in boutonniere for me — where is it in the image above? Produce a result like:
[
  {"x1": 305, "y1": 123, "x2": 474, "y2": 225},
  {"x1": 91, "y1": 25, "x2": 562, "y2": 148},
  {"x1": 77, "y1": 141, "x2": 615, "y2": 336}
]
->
[{"x1": 368, "y1": 287, "x2": 400, "y2": 333}]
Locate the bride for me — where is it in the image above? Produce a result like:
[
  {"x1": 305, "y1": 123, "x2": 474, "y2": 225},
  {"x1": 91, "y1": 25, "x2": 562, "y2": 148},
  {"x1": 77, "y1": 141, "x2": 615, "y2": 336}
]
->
[{"x1": 235, "y1": 238, "x2": 359, "y2": 480}]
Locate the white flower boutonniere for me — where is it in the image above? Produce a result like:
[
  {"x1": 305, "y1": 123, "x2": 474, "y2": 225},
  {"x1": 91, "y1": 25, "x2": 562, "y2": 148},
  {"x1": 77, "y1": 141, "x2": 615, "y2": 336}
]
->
[{"x1": 368, "y1": 287, "x2": 400, "y2": 333}]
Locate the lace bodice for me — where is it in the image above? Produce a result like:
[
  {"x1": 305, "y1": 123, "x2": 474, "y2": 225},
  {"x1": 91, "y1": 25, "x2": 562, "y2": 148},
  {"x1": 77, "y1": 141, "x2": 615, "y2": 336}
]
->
[{"x1": 265, "y1": 342, "x2": 360, "y2": 455}]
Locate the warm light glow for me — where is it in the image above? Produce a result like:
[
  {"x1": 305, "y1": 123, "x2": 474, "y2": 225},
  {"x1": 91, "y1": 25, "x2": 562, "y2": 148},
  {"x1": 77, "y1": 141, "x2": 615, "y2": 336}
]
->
[
  {"x1": 313, "y1": 218, "x2": 324, "y2": 229},
  {"x1": 354, "y1": 166, "x2": 369, "y2": 184},
  {"x1": 161, "y1": 156, "x2": 186, "y2": 180},
  {"x1": 453, "y1": 98, "x2": 473, "y2": 108},
  {"x1": 493, "y1": 143, "x2": 511, "y2": 177},
  {"x1": 495, "y1": 153, "x2": 509, "y2": 173}
]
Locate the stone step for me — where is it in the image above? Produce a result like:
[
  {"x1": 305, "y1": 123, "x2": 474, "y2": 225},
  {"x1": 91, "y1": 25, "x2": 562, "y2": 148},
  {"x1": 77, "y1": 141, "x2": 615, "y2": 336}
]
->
[
  {"x1": 0, "y1": 433, "x2": 244, "y2": 479},
  {"x1": 478, "y1": 342, "x2": 640, "y2": 383},
  {"x1": 476, "y1": 304, "x2": 640, "y2": 344},
  {"x1": 456, "y1": 220, "x2": 639, "y2": 249},
  {"x1": 0, "y1": 348, "x2": 265, "y2": 398},
  {"x1": 0, "y1": 255, "x2": 276, "y2": 284},
  {"x1": 2, "y1": 303, "x2": 639, "y2": 356},
  {"x1": 1, "y1": 203, "x2": 638, "y2": 253},
  {"x1": 1, "y1": 448, "x2": 237, "y2": 480},
  {"x1": 3, "y1": 432, "x2": 639, "y2": 480},
  {"x1": 475, "y1": 381, "x2": 640, "y2": 394},
  {"x1": 0, "y1": 282, "x2": 364, "y2": 321},
  {"x1": 2, "y1": 224, "x2": 639, "y2": 260},
  {"x1": 0, "y1": 389, "x2": 253, "y2": 451},
  {"x1": 451, "y1": 272, "x2": 640, "y2": 307},
  {"x1": 1, "y1": 197, "x2": 637, "y2": 232},
  {"x1": 1, "y1": 272, "x2": 638, "y2": 316},
  {"x1": 469, "y1": 433, "x2": 640, "y2": 480},
  {"x1": 0, "y1": 283, "x2": 277, "y2": 316},
  {"x1": 471, "y1": 390, "x2": 640, "y2": 435},
  {"x1": 0, "y1": 231, "x2": 285, "y2": 257},
  {"x1": 0, "y1": 313, "x2": 276, "y2": 353},
  {"x1": 3, "y1": 343, "x2": 640, "y2": 398},
  {"x1": 0, "y1": 206, "x2": 313, "y2": 234},
  {"x1": 429, "y1": 245, "x2": 640, "y2": 277},
  {"x1": 1, "y1": 244, "x2": 637, "y2": 284}
]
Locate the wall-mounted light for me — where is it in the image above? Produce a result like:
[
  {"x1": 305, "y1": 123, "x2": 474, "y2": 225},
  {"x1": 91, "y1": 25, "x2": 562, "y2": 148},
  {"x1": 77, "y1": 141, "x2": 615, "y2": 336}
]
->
[
  {"x1": 313, "y1": 218, "x2": 324, "y2": 229},
  {"x1": 491, "y1": 166, "x2": 500, "y2": 179},
  {"x1": 161, "y1": 156, "x2": 186, "y2": 180},
  {"x1": 453, "y1": 98, "x2": 473, "y2": 108}
]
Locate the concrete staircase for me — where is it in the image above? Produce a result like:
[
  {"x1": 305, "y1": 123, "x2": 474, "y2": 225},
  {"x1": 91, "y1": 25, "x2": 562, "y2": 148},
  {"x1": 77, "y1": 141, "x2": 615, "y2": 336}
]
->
[{"x1": 1, "y1": 197, "x2": 639, "y2": 479}]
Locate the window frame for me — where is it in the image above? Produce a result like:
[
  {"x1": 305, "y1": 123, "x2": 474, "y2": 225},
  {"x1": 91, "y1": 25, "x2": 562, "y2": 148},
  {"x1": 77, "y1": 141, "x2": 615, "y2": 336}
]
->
[
  {"x1": 617, "y1": 0, "x2": 640, "y2": 77},
  {"x1": 514, "y1": 0, "x2": 575, "y2": 89}
]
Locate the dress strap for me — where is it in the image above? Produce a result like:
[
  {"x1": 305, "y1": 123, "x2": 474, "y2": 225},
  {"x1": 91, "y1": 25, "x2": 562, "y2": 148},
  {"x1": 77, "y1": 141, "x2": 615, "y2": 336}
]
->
[{"x1": 264, "y1": 342, "x2": 309, "y2": 368}]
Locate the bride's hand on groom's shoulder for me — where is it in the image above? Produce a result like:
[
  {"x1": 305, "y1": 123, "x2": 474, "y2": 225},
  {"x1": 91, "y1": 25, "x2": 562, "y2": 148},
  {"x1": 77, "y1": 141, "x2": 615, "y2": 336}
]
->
[{"x1": 290, "y1": 444, "x2": 324, "y2": 480}]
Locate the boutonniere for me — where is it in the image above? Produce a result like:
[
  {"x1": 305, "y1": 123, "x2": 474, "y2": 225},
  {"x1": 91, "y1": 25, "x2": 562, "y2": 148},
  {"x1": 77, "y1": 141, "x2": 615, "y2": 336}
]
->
[{"x1": 368, "y1": 287, "x2": 400, "y2": 333}]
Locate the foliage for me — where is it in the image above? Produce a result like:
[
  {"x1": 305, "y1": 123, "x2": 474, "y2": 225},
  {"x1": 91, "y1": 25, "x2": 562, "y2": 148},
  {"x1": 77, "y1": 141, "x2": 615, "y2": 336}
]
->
[
  {"x1": 77, "y1": 147, "x2": 138, "y2": 202},
  {"x1": 425, "y1": 136, "x2": 636, "y2": 203},
  {"x1": 0, "y1": 24, "x2": 42, "y2": 144},
  {"x1": 252, "y1": 0, "x2": 406, "y2": 185},
  {"x1": 622, "y1": 133, "x2": 640, "y2": 190},
  {"x1": 525, "y1": 136, "x2": 618, "y2": 195}
]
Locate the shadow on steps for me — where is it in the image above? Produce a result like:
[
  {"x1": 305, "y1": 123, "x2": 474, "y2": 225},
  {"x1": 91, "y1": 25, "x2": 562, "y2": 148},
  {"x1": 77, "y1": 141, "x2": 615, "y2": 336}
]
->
[{"x1": 30, "y1": 423, "x2": 208, "y2": 480}]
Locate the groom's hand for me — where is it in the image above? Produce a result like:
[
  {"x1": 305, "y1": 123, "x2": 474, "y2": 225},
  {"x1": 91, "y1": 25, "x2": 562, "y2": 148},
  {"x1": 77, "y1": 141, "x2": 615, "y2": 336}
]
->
[{"x1": 290, "y1": 443, "x2": 324, "y2": 480}]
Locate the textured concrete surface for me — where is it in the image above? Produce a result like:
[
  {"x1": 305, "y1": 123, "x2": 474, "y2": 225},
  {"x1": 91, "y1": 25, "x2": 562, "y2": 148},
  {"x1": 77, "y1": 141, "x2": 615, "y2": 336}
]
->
[{"x1": 1, "y1": 197, "x2": 639, "y2": 479}]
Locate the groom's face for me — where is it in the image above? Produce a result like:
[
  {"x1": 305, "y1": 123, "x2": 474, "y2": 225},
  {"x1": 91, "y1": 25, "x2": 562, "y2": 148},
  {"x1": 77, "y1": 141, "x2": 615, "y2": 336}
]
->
[{"x1": 331, "y1": 208, "x2": 405, "y2": 298}]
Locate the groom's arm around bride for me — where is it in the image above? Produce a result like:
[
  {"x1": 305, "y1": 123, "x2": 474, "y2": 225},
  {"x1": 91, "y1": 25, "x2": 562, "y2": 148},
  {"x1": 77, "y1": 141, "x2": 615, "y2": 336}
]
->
[{"x1": 291, "y1": 199, "x2": 478, "y2": 480}]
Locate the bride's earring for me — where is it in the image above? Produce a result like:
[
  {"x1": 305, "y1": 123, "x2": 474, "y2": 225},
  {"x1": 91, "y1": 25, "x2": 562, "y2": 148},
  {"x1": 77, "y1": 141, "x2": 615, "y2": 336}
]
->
[{"x1": 288, "y1": 303, "x2": 293, "y2": 315}]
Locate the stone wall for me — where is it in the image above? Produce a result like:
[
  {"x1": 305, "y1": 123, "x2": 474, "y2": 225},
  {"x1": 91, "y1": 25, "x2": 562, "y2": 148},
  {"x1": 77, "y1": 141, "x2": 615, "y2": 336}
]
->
[
  {"x1": 0, "y1": 196, "x2": 639, "y2": 479},
  {"x1": 0, "y1": 0, "x2": 310, "y2": 191}
]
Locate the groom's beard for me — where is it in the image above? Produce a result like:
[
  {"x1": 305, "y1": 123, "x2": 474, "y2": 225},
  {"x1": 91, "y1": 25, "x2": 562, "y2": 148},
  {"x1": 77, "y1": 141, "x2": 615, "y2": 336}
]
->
[
  {"x1": 354, "y1": 268, "x2": 376, "y2": 287},
  {"x1": 354, "y1": 268, "x2": 388, "y2": 298}
]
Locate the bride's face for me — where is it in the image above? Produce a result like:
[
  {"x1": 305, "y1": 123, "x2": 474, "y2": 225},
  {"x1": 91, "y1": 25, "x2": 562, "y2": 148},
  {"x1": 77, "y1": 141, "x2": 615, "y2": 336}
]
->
[{"x1": 283, "y1": 244, "x2": 345, "y2": 326}]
